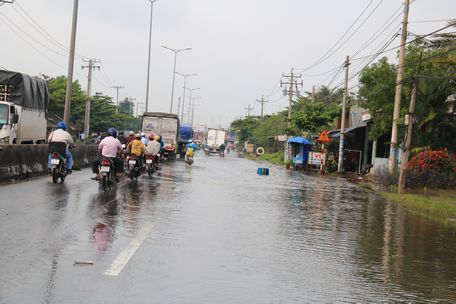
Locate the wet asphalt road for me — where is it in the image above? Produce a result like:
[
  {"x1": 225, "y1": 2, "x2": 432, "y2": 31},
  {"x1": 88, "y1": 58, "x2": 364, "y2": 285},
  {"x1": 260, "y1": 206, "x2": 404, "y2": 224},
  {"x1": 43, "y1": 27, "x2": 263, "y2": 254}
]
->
[{"x1": 1, "y1": 151, "x2": 456, "y2": 303}]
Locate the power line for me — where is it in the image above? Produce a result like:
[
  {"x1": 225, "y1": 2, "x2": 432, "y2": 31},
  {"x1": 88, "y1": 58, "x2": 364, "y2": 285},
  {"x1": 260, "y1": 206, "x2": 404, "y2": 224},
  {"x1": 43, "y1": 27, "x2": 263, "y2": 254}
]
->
[
  {"x1": 0, "y1": 17, "x2": 67, "y2": 70},
  {"x1": 0, "y1": 11, "x2": 67, "y2": 57},
  {"x1": 14, "y1": 0, "x2": 87, "y2": 59},
  {"x1": 409, "y1": 19, "x2": 455, "y2": 23},
  {"x1": 297, "y1": 0, "x2": 376, "y2": 72},
  {"x1": 299, "y1": 0, "x2": 384, "y2": 72}
]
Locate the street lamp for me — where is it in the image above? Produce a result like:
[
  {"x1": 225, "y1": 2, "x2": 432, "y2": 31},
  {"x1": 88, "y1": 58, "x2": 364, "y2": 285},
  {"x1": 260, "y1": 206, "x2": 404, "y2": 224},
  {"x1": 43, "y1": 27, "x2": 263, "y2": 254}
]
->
[
  {"x1": 185, "y1": 87, "x2": 200, "y2": 123},
  {"x1": 162, "y1": 45, "x2": 192, "y2": 114},
  {"x1": 145, "y1": 0, "x2": 158, "y2": 113},
  {"x1": 190, "y1": 97, "x2": 202, "y2": 127},
  {"x1": 175, "y1": 72, "x2": 197, "y2": 121}
]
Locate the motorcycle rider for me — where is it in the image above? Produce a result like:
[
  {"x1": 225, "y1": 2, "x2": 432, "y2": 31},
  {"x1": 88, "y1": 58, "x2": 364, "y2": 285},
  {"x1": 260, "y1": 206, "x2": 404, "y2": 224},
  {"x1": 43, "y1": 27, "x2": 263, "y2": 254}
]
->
[
  {"x1": 185, "y1": 139, "x2": 196, "y2": 164},
  {"x1": 145, "y1": 135, "x2": 161, "y2": 168},
  {"x1": 140, "y1": 132, "x2": 149, "y2": 145},
  {"x1": 126, "y1": 131, "x2": 135, "y2": 144},
  {"x1": 48, "y1": 121, "x2": 74, "y2": 174},
  {"x1": 92, "y1": 127, "x2": 124, "y2": 181},
  {"x1": 117, "y1": 131, "x2": 127, "y2": 145},
  {"x1": 127, "y1": 133, "x2": 145, "y2": 169}
]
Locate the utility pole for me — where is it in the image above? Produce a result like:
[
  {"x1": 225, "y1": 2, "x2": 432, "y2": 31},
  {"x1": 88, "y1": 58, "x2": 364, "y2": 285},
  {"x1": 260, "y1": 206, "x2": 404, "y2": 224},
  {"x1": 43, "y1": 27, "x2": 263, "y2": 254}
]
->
[
  {"x1": 63, "y1": 0, "x2": 79, "y2": 127},
  {"x1": 185, "y1": 87, "x2": 200, "y2": 123},
  {"x1": 112, "y1": 85, "x2": 124, "y2": 114},
  {"x1": 176, "y1": 72, "x2": 197, "y2": 121},
  {"x1": 337, "y1": 56, "x2": 350, "y2": 173},
  {"x1": 398, "y1": 51, "x2": 422, "y2": 193},
  {"x1": 145, "y1": 0, "x2": 158, "y2": 113},
  {"x1": 388, "y1": 0, "x2": 411, "y2": 173},
  {"x1": 81, "y1": 59, "x2": 100, "y2": 138},
  {"x1": 256, "y1": 96, "x2": 268, "y2": 118},
  {"x1": 281, "y1": 68, "x2": 302, "y2": 127},
  {"x1": 190, "y1": 97, "x2": 202, "y2": 127},
  {"x1": 127, "y1": 96, "x2": 136, "y2": 116},
  {"x1": 244, "y1": 104, "x2": 254, "y2": 117}
]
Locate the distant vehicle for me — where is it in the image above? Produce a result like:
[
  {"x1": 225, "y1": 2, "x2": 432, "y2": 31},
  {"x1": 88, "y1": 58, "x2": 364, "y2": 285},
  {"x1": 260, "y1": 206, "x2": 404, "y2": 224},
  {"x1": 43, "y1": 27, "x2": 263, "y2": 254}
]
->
[
  {"x1": 142, "y1": 112, "x2": 179, "y2": 160},
  {"x1": 0, "y1": 70, "x2": 48, "y2": 144},
  {"x1": 178, "y1": 123, "x2": 193, "y2": 159},
  {"x1": 205, "y1": 128, "x2": 226, "y2": 154}
]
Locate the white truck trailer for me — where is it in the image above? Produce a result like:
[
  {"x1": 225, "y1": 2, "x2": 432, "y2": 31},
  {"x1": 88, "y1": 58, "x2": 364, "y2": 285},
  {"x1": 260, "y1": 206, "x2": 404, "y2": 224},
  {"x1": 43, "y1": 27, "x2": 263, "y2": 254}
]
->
[
  {"x1": 0, "y1": 70, "x2": 48, "y2": 144},
  {"x1": 205, "y1": 128, "x2": 226, "y2": 154},
  {"x1": 142, "y1": 112, "x2": 180, "y2": 160}
]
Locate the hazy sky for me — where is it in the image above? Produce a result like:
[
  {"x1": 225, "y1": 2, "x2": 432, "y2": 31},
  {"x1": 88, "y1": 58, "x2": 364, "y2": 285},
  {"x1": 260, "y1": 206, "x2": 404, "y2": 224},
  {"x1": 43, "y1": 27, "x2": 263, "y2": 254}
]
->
[{"x1": 0, "y1": 0, "x2": 454, "y2": 128}]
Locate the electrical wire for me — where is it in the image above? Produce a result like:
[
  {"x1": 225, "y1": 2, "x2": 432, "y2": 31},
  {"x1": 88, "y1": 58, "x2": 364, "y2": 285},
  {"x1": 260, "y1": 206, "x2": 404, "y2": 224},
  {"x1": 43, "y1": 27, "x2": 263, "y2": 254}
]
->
[
  {"x1": 296, "y1": 0, "x2": 376, "y2": 72},
  {"x1": 299, "y1": 0, "x2": 385, "y2": 72},
  {"x1": 0, "y1": 17, "x2": 67, "y2": 71},
  {"x1": 14, "y1": 0, "x2": 87, "y2": 59},
  {"x1": 0, "y1": 11, "x2": 67, "y2": 57}
]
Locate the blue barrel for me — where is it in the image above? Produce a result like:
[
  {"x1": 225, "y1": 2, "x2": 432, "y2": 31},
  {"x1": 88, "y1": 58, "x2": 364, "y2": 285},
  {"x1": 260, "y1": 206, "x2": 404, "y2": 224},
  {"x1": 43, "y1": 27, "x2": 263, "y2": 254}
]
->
[{"x1": 257, "y1": 168, "x2": 269, "y2": 176}]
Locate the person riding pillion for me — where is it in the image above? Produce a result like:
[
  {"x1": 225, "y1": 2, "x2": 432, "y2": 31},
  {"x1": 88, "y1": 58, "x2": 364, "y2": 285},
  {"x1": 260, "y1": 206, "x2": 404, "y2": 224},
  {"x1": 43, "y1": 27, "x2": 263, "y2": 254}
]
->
[
  {"x1": 48, "y1": 121, "x2": 74, "y2": 174},
  {"x1": 127, "y1": 133, "x2": 146, "y2": 168},
  {"x1": 92, "y1": 127, "x2": 124, "y2": 181},
  {"x1": 145, "y1": 135, "x2": 161, "y2": 157}
]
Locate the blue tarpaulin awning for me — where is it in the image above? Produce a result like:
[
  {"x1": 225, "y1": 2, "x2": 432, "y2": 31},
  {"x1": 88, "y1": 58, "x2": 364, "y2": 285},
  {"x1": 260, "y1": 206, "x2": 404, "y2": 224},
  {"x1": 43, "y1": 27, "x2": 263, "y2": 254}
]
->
[{"x1": 288, "y1": 137, "x2": 312, "y2": 145}]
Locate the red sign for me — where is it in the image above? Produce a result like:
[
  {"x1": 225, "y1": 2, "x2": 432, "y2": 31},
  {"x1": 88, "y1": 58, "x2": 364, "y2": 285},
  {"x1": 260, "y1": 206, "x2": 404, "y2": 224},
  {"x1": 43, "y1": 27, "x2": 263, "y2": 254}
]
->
[{"x1": 317, "y1": 129, "x2": 330, "y2": 143}]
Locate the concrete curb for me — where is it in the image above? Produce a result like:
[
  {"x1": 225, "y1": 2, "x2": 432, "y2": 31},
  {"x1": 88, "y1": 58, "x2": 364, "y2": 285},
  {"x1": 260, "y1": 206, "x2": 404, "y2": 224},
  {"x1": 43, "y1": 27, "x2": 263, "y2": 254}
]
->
[{"x1": 0, "y1": 144, "x2": 98, "y2": 182}]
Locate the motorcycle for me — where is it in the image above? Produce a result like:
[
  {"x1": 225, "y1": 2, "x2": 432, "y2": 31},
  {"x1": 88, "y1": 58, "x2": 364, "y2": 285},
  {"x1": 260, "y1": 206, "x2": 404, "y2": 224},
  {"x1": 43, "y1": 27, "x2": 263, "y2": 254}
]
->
[
  {"x1": 126, "y1": 155, "x2": 142, "y2": 181},
  {"x1": 145, "y1": 154, "x2": 157, "y2": 177},
  {"x1": 99, "y1": 157, "x2": 116, "y2": 192},
  {"x1": 49, "y1": 151, "x2": 67, "y2": 183},
  {"x1": 185, "y1": 154, "x2": 194, "y2": 166}
]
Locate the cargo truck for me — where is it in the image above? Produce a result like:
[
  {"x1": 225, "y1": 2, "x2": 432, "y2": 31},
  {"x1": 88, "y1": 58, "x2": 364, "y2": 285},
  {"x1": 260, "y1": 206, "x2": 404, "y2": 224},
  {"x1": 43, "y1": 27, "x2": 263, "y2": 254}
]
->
[
  {"x1": 142, "y1": 112, "x2": 179, "y2": 160},
  {"x1": 0, "y1": 70, "x2": 49, "y2": 144},
  {"x1": 204, "y1": 128, "x2": 226, "y2": 154},
  {"x1": 177, "y1": 123, "x2": 193, "y2": 159}
]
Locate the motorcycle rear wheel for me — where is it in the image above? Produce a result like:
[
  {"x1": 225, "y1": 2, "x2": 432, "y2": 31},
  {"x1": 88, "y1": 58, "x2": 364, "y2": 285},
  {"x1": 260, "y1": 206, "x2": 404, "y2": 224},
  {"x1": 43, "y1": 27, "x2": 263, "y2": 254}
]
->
[{"x1": 52, "y1": 168, "x2": 58, "y2": 184}]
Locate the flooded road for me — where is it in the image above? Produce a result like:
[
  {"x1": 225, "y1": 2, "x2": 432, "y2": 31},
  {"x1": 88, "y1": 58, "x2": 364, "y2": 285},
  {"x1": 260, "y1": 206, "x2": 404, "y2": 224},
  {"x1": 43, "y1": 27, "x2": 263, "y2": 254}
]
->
[{"x1": 1, "y1": 152, "x2": 456, "y2": 303}]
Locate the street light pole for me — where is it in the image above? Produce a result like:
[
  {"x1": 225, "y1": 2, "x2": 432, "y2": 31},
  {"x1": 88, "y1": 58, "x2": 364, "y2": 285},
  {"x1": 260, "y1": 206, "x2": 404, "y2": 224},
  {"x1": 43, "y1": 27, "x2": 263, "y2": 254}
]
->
[
  {"x1": 176, "y1": 72, "x2": 197, "y2": 121},
  {"x1": 63, "y1": 0, "x2": 79, "y2": 126},
  {"x1": 185, "y1": 87, "x2": 200, "y2": 123},
  {"x1": 190, "y1": 97, "x2": 202, "y2": 127},
  {"x1": 145, "y1": 0, "x2": 157, "y2": 113},
  {"x1": 162, "y1": 46, "x2": 191, "y2": 114}
]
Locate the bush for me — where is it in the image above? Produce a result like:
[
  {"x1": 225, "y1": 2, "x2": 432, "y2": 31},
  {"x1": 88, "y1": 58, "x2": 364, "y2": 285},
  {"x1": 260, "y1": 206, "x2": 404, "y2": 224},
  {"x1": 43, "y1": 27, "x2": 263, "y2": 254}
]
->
[
  {"x1": 406, "y1": 150, "x2": 456, "y2": 189},
  {"x1": 376, "y1": 167, "x2": 399, "y2": 191}
]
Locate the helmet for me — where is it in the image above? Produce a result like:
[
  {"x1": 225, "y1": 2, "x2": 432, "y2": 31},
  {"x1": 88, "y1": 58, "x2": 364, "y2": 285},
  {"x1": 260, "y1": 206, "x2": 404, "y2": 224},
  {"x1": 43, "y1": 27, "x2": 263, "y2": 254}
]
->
[
  {"x1": 135, "y1": 133, "x2": 141, "y2": 139},
  {"x1": 129, "y1": 131, "x2": 134, "y2": 136},
  {"x1": 149, "y1": 135, "x2": 154, "y2": 140},
  {"x1": 107, "y1": 127, "x2": 118, "y2": 138},
  {"x1": 188, "y1": 139, "x2": 193, "y2": 143},
  {"x1": 56, "y1": 121, "x2": 66, "y2": 130},
  {"x1": 141, "y1": 132, "x2": 146, "y2": 137},
  {"x1": 154, "y1": 135, "x2": 160, "y2": 141}
]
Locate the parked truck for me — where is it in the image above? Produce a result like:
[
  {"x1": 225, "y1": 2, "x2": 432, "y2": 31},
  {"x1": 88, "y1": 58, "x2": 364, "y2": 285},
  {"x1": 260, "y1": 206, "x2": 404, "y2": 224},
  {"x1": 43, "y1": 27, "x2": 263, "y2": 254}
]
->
[
  {"x1": 0, "y1": 70, "x2": 49, "y2": 144},
  {"x1": 177, "y1": 123, "x2": 193, "y2": 159},
  {"x1": 204, "y1": 128, "x2": 226, "y2": 154},
  {"x1": 142, "y1": 112, "x2": 179, "y2": 160}
]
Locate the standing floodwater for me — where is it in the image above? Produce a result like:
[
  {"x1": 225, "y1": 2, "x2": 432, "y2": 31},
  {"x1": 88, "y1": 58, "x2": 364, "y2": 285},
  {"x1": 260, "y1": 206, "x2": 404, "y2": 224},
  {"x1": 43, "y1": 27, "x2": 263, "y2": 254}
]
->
[{"x1": 0, "y1": 152, "x2": 455, "y2": 303}]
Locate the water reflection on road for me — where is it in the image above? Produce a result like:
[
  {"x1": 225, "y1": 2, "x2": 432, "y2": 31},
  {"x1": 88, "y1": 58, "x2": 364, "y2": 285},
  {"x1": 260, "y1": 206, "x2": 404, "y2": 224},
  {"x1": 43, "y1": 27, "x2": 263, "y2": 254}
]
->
[{"x1": 0, "y1": 152, "x2": 455, "y2": 303}]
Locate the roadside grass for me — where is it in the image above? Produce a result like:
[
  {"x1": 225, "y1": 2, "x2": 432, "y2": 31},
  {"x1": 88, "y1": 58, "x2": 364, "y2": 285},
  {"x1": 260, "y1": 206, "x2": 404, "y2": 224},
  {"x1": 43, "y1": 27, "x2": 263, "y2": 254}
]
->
[
  {"x1": 258, "y1": 151, "x2": 284, "y2": 166},
  {"x1": 381, "y1": 190, "x2": 456, "y2": 226}
]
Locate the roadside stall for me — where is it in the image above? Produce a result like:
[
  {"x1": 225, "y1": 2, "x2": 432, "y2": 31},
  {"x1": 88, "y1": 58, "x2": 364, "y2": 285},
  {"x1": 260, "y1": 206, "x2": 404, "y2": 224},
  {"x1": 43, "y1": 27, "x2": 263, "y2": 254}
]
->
[{"x1": 287, "y1": 137, "x2": 312, "y2": 170}]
